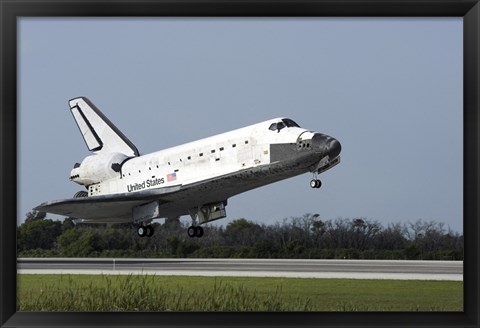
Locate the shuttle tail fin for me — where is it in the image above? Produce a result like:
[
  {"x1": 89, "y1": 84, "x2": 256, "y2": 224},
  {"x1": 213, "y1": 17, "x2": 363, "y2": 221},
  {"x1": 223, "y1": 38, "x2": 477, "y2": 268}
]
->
[{"x1": 68, "y1": 97, "x2": 139, "y2": 157}]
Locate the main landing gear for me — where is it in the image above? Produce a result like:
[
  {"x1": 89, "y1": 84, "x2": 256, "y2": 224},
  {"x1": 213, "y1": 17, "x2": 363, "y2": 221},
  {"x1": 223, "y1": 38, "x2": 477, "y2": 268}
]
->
[
  {"x1": 187, "y1": 207, "x2": 207, "y2": 238},
  {"x1": 136, "y1": 225, "x2": 154, "y2": 238},
  {"x1": 187, "y1": 225, "x2": 204, "y2": 238}
]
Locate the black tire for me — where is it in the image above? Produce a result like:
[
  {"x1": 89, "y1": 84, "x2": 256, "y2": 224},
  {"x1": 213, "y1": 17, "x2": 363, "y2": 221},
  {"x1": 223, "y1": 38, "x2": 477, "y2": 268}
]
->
[
  {"x1": 187, "y1": 226, "x2": 196, "y2": 238},
  {"x1": 146, "y1": 225, "x2": 154, "y2": 237},
  {"x1": 310, "y1": 179, "x2": 317, "y2": 188},
  {"x1": 316, "y1": 179, "x2": 322, "y2": 188},
  {"x1": 195, "y1": 226, "x2": 204, "y2": 238},
  {"x1": 137, "y1": 226, "x2": 147, "y2": 237}
]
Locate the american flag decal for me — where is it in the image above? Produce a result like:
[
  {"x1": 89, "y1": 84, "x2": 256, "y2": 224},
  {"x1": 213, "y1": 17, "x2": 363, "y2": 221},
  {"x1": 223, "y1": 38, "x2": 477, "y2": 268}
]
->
[{"x1": 167, "y1": 172, "x2": 177, "y2": 182}]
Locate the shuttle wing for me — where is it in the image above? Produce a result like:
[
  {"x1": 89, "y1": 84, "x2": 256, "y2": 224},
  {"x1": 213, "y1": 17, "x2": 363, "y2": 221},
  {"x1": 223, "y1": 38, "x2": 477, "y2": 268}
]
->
[
  {"x1": 34, "y1": 165, "x2": 283, "y2": 223},
  {"x1": 34, "y1": 186, "x2": 183, "y2": 221},
  {"x1": 69, "y1": 97, "x2": 139, "y2": 157},
  {"x1": 35, "y1": 175, "x2": 229, "y2": 222}
]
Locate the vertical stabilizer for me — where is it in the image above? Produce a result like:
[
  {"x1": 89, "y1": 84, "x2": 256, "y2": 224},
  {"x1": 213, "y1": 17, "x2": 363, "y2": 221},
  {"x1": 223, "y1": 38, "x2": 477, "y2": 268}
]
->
[{"x1": 68, "y1": 97, "x2": 139, "y2": 157}]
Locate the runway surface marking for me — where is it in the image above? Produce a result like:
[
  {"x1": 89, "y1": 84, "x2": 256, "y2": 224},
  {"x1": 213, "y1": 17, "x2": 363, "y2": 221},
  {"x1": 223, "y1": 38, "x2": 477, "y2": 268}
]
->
[{"x1": 17, "y1": 258, "x2": 463, "y2": 281}]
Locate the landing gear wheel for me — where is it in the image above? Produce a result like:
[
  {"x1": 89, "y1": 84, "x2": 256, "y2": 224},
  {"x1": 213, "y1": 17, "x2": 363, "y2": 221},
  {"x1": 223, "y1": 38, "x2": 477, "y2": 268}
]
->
[
  {"x1": 187, "y1": 225, "x2": 204, "y2": 238},
  {"x1": 145, "y1": 225, "x2": 154, "y2": 237},
  {"x1": 310, "y1": 179, "x2": 320, "y2": 188},
  {"x1": 137, "y1": 225, "x2": 147, "y2": 237},
  {"x1": 195, "y1": 226, "x2": 204, "y2": 238},
  {"x1": 187, "y1": 226, "x2": 196, "y2": 238},
  {"x1": 310, "y1": 179, "x2": 321, "y2": 188}
]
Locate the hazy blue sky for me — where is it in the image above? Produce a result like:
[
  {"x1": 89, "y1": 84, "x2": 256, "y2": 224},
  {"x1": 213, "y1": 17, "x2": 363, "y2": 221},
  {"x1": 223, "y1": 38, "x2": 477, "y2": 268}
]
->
[{"x1": 18, "y1": 18, "x2": 463, "y2": 232}]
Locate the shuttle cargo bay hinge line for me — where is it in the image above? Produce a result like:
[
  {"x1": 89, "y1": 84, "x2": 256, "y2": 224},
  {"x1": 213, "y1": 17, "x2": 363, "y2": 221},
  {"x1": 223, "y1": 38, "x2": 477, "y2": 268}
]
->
[{"x1": 34, "y1": 96, "x2": 341, "y2": 238}]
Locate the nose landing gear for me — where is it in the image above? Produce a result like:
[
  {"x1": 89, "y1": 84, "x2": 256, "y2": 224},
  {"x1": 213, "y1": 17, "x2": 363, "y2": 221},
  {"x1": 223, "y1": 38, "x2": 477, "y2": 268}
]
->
[
  {"x1": 310, "y1": 179, "x2": 321, "y2": 188},
  {"x1": 310, "y1": 173, "x2": 322, "y2": 189}
]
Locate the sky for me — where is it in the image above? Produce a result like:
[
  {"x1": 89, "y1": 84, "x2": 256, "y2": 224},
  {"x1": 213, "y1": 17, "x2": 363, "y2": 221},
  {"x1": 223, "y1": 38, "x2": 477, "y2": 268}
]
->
[{"x1": 18, "y1": 17, "x2": 463, "y2": 232}]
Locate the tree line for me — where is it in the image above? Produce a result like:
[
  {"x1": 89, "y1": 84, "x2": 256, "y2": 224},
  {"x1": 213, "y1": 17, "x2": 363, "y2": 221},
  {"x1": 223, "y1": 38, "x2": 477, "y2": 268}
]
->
[{"x1": 17, "y1": 211, "x2": 463, "y2": 260}]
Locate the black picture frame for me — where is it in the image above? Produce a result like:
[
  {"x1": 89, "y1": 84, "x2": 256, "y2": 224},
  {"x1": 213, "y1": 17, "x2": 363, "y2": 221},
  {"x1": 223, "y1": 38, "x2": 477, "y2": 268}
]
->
[{"x1": 1, "y1": 0, "x2": 478, "y2": 327}]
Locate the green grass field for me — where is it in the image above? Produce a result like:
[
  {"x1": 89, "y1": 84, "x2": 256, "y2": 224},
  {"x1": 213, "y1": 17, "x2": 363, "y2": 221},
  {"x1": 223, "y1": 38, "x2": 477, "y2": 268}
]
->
[{"x1": 17, "y1": 274, "x2": 463, "y2": 311}]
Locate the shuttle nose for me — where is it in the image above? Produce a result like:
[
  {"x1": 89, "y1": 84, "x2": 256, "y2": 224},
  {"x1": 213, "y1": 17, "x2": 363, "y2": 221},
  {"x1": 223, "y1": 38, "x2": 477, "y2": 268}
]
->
[
  {"x1": 311, "y1": 133, "x2": 341, "y2": 158},
  {"x1": 327, "y1": 138, "x2": 341, "y2": 159}
]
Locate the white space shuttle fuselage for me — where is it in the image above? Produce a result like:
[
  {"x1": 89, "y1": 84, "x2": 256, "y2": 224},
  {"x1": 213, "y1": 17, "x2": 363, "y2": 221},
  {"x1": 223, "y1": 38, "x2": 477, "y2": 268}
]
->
[{"x1": 36, "y1": 97, "x2": 341, "y2": 238}]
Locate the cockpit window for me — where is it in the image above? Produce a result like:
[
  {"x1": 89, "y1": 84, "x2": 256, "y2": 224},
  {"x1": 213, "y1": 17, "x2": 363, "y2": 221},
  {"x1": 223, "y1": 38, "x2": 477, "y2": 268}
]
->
[
  {"x1": 269, "y1": 122, "x2": 286, "y2": 132},
  {"x1": 282, "y1": 118, "x2": 300, "y2": 128},
  {"x1": 269, "y1": 119, "x2": 300, "y2": 132}
]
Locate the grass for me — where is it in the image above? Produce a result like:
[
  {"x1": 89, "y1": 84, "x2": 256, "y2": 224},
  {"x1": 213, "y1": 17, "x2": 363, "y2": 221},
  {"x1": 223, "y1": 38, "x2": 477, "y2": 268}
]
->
[{"x1": 17, "y1": 274, "x2": 463, "y2": 312}]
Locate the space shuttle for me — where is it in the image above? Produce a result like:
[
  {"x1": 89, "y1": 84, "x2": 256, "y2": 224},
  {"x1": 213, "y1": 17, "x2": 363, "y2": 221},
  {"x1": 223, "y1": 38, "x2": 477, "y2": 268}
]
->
[{"x1": 34, "y1": 97, "x2": 341, "y2": 238}]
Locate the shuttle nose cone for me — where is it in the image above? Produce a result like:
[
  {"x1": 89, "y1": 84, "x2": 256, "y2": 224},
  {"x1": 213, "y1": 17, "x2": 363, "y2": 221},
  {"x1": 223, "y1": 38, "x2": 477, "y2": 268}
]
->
[
  {"x1": 311, "y1": 133, "x2": 341, "y2": 158},
  {"x1": 328, "y1": 138, "x2": 341, "y2": 159}
]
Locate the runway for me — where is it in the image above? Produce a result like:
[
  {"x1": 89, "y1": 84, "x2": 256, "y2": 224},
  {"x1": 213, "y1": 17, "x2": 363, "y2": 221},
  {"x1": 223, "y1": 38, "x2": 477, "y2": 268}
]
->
[{"x1": 17, "y1": 258, "x2": 463, "y2": 281}]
